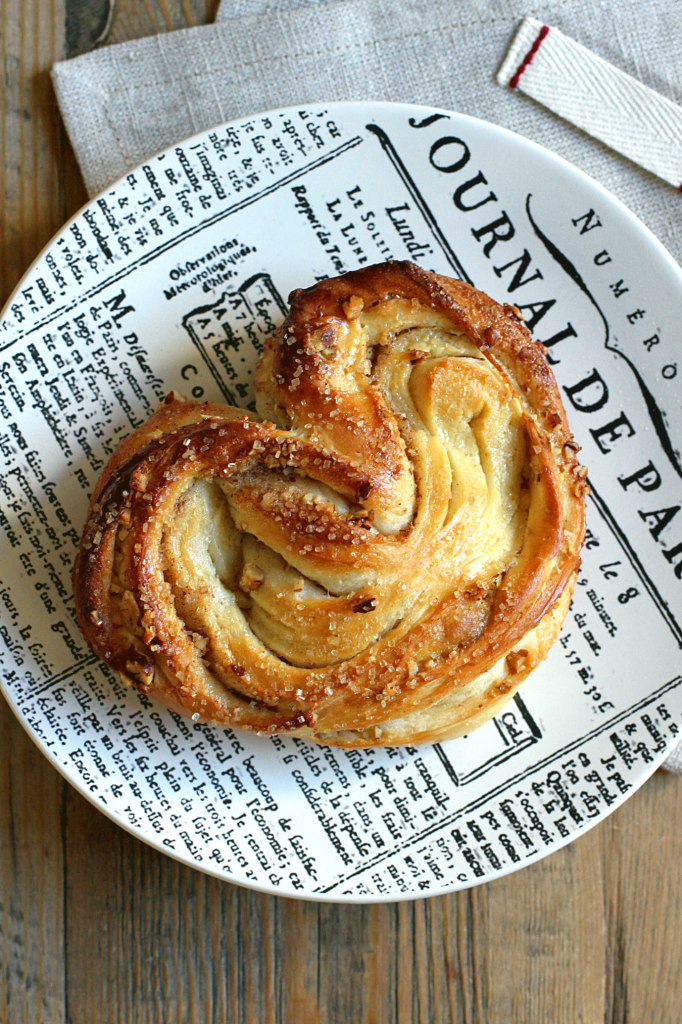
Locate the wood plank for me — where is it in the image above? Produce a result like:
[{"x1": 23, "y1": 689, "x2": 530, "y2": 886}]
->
[
  {"x1": 0, "y1": 1, "x2": 84, "y2": 1022},
  {"x1": 0, "y1": 704, "x2": 65, "y2": 1024},
  {"x1": 107, "y1": 0, "x2": 219, "y2": 45},
  {"x1": 480, "y1": 826, "x2": 607, "y2": 1023},
  {"x1": 602, "y1": 769, "x2": 682, "y2": 1024},
  {"x1": 363, "y1": 904, "x2": 400, "y2": 1024}
]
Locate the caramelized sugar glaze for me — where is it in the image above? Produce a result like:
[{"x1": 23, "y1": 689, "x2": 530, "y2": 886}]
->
[{"x1": 73, "y1": 262, "x2": 586, "y2": 747}]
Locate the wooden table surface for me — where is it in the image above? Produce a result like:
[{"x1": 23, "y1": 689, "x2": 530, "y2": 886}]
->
[{"x1": 1, "y1": 2, "x2": 681, "y2": 1021}]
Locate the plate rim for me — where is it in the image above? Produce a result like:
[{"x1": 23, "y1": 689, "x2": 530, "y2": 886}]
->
[
  {"x1": 1, "y1": 98, "x2": 680, "y2": 903},
  {"x1": 3, "y1": 669, "x2": 672, "y2": 903}
]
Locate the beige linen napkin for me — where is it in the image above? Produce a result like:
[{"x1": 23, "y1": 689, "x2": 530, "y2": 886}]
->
[
  {"x1": 51, "y1": 0, "x2": 682, "y2": 272},
  {"x1": 50, "y1": 0, "x2": 682, "y2": 770}
]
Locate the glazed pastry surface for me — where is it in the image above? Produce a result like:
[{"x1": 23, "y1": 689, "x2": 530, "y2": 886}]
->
[{"x1": 73, "y1": 261, "x2": 586, "y2": 747}]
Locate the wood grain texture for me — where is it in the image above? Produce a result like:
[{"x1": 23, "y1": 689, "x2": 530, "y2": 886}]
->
[
  {"x1": 0, "y1": 3, "x2": 81, "y2": 1023},
  {"x1": 2, "y1": 2, "x2": 682, "y2": 1022},
  {"x1": 107, "y1": 0, "x2": 220, "y2": 44},
  {"x1": 602, "y1": 770, "x2": 682, "y2": 1024},
  {"x1": 0, "y1": 703, "x2": 65, "y2": 1024}
]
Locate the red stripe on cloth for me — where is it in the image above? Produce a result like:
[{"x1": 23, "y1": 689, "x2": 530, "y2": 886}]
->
[{"x1": 509, "y1": 24, "x2": 550, "y2": 88}]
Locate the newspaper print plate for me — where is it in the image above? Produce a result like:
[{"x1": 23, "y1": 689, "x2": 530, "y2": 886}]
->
[{"x1": 1, "y1": 102, "x2": 682, "y2": 902}]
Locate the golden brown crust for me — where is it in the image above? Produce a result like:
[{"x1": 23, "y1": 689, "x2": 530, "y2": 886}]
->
[{"x1": 72, "y1": 261, "x2": 586, "y2": 747}]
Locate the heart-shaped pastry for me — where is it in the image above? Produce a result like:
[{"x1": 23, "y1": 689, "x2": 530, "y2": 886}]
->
[{"x1": 73, "y1": 261, "x2": 586, "y2": 747}]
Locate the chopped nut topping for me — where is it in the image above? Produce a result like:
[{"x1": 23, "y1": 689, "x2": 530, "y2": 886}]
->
[
  {"x1": 163, "y1": 390, "x2": 186, "y2": 405},
  {"x1": 240, "y1": 563, "x2": 265, "y2": 591},
  {"x1": 480, "y1": 327, "x2": 500, "y2": 350},
  {"x1": 342, "y1": 295, "x2": 364, "y2": 320},
  {"x1": 505, "y1": 649, "x2": 529, "y2": 676}
]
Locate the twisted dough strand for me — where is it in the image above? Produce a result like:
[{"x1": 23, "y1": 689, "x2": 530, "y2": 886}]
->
[{"x1": 73, "y1": 262, "x2": 586, "y2": 747}]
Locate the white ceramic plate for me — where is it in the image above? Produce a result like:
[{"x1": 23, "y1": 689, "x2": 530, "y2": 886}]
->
[{"x1": 2, "y1": 102, "x2": 681, "y2": 902}]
